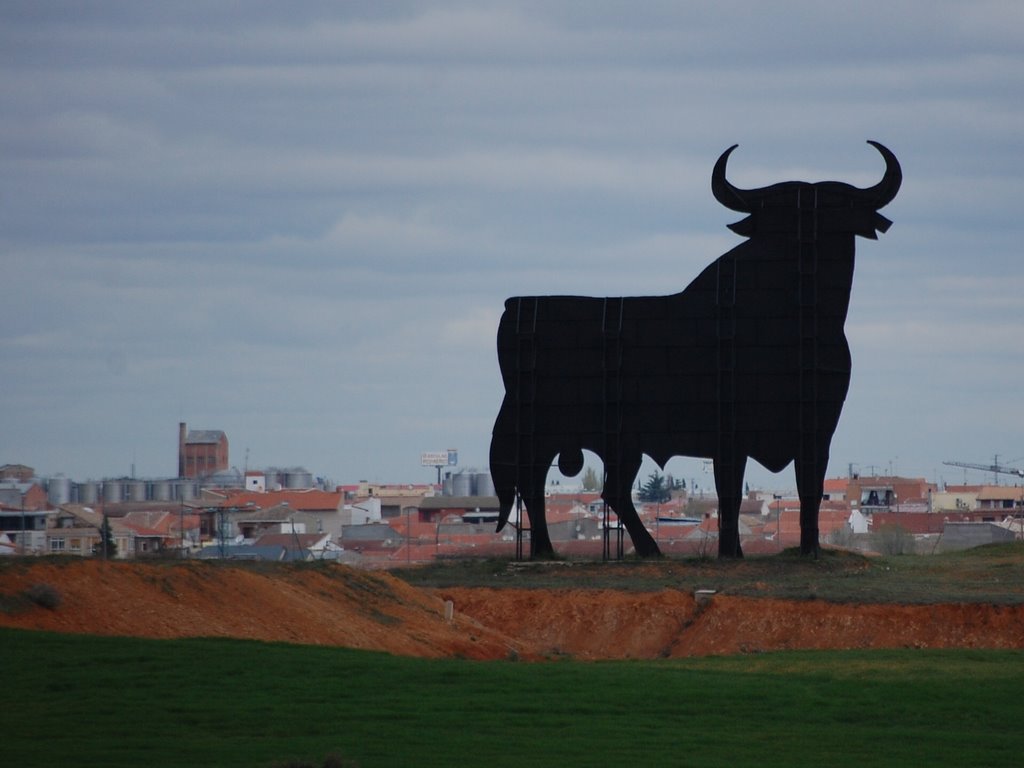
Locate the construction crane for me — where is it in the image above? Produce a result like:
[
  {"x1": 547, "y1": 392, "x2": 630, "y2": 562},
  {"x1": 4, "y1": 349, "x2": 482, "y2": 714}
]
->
[{"x1": 943, "y1": 456, "x2": 1024, "y2": 485}]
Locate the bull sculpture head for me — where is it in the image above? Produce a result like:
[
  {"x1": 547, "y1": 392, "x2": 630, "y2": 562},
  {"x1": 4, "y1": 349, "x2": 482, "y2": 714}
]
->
[{"x1": 712, "y1": 140, "x2": 902, "y2": 239}]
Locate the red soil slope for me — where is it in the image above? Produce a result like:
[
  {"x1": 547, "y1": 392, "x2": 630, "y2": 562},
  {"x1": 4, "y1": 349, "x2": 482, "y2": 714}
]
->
[
  {"x1": 0, "y1": 560, "x2": 525, "y2": 659},
  {"x1": 2, "y1": 559, "x2": 1022, "y2": 659},
  {"x1": 442, "y1": 588, "x2": 1024, "y2": 659}
]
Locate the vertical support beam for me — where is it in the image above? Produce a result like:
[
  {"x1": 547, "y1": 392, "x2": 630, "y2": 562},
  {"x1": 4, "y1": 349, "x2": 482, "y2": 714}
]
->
[
  {"x1": 512, "y1": 298, "x2": 537, "y2": 560},
  {"x1": 716, "y1": 255, "x2": 737, "y2": 468},
  {"x1": 796, "y1": 187, "x2": 823, "y2": 554},
  {"x1": 797, "y1": 189, "x2": 820, "y2": 481},
  {"x1": 716, "y1": 253, "x2": 741, "y2": 555},
  {"x1": 514, "y1": 494, "x2": 527, "y2": 561},
  {"x1": 602, "y1": 297, "x2": 625, "y2": 561}
]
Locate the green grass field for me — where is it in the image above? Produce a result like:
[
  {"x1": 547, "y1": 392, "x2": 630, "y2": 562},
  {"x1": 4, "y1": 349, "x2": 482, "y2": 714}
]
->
[{"x1": 4, "y1": 628, "x2": 1023, "y2": 767}]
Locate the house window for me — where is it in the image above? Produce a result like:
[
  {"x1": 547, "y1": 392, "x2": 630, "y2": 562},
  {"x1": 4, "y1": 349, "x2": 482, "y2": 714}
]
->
[
  {"x1": 49, "y1": 538, "x2": 65, "y2": 552},
  {"x1": 860, "y1": 489, "x2": 893, "y2": 507},
  {"x1": 69, "y1": 537, "x2": 82, "y2": 552}
]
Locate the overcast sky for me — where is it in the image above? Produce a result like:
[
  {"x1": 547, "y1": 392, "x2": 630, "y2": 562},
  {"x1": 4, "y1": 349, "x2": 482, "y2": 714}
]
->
[{"x1": 3, "y1": 1, "x2": 1022, "y2": 491}]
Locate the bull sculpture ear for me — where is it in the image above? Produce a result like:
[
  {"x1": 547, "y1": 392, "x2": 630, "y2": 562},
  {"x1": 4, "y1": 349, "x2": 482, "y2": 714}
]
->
[{"x1": 726, "y1": 216, "x2": 755, "y2": 237}]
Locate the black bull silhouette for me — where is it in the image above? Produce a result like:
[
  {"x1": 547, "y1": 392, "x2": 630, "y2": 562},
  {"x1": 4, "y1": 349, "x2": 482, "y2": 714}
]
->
[{"x1": 489, "y1": 142, "x2": 901, "y2": 558}]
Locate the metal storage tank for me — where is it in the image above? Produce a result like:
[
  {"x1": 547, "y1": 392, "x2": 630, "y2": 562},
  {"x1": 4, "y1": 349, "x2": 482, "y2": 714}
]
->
[
  {"x1": 452, "y1": 471, "x2": 473, "y2": 497},
  {"x1": 285, "y1": 470, "x2": 313, "y2": 489},
  {"x1": 151, "y1": 480, "x2": 172, "y2": 501},
  {"x1": 77, "y1": 481, "x2": 99, "y2": 504},
  {"x1": 473, "y1": 471, "x2": 496, "y2": 497},
  {"x1": 127, "y1": 480, "x2": 147, "y2": 502},
  {"x1": 442, "y1": 472, "x2": 454, "y2": 496},
  {"x1": 264, "y1": 470, "x2": 280, "y2": 489},
  {"x1": 102, "y1": 481, "x2": 123, "y2": 504},
  {"x1": 175, "y1": 480, "x2": 196, "y2": 501},
  {"x1": 46, "y1": 476, "x2": 72, "y2": 506}
]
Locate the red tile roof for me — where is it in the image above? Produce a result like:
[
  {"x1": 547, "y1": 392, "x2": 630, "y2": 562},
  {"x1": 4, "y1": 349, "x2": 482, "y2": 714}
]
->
[
  {"x1": 214, "y1": 489, "x2": 343, "y2": 512},
  {"x1": 823, "y1": 477, "x2": 849, "y2": 493}
]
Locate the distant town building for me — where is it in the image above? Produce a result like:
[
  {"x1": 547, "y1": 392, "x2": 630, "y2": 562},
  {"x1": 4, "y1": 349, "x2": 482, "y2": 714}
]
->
[
  {"x1": 975, "y1": 485, "x2": 1024, "y2": 513},
  {"x1": 930, "y1": 485, "x2": 981, "y2": 513},
  {"x1": 178, "y1": 422, "x2": 229, "y2": 479},
  {"x1": 0, "y1": 464, "x2": 35, "y2": 483},
  {"x1": 843, "y1": 475, "x2": 937, "y2": 513},
  {"x1": 0, "y1": 481, "x2": 48, "y2": 511},
  {"x1": 245, "y1": 472, "x2": 266, "y2": 493}
]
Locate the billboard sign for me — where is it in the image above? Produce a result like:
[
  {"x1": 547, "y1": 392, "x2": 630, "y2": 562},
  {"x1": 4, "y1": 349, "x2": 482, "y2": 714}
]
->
[{"x1": 421, "y1": 450, "x2": 458, "y2": 467}]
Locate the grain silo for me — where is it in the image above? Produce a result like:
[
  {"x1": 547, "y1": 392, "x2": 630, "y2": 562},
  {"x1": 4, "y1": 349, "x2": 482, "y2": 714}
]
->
[
  {"x1": 102, "y1": 480, "x2": 124, "y2": 504},
  {"x1": 127, "y1": 480, "x2": 147, "y2": 502},
  {"x1": 473, "y1": 471, "x2": 496, "y2": 497},
  {"x1": 151, "y1": 480, "x2": 172, "y2": 501},
  {"x1": 451, "y1": 470, "x2": 473, "y2": 497},
  {"x1": 174, "y1": 480, "x2": 197, "y2": 501},
  {"x1": 77, "y1": 481, "x2": 99, "y2": 505},
  {"x1": 284, "y1": 469, "x2": 313, "y2": 489},
  {"x1": 46, "y1": 476, "x2": 72, "y2": 506}
]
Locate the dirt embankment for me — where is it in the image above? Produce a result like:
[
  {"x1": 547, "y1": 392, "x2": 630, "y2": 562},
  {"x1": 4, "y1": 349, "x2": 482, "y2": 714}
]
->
[
  {"x1": 441, "y1": 588, "x2": 1024, "y2": 658},
  {"x1": 0, "y1": 559, "x2": 525, "y2": 660},
  {"x1": 2, "y1": 559, "x2": 1023, "y2": 660}
]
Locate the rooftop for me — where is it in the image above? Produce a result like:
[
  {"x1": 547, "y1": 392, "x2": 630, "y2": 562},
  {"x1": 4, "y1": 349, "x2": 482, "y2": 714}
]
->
[{"x1": 185, "y1": 430, "x2": 226, "y2": 444}]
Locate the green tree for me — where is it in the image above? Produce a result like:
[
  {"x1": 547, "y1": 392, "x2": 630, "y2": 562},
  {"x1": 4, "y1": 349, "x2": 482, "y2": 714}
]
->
[
  {"x1": 638, "y1": 471, "x2": 670, "y2": 503},
  {"x1": 94, "y1": 515, "x2": 117, "y2": 559},
  {"x1": 581, "y1": 466, "x2": 603, "y2": 491}
]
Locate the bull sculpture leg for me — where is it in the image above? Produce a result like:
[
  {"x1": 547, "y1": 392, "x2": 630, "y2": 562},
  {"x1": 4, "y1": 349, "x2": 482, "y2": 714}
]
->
[
  {"x1": 794, "y1": 450, "x2": 827, "y2": 557},
  {"x1": 520, "y1": 454, "x2": 555, "y2": 557},
  {"x1": 603, "y1": 455, "x2": 661, "y2": 557},
  {"x1": 714, "y1": 453, "x2": 748, "y2": 558}
]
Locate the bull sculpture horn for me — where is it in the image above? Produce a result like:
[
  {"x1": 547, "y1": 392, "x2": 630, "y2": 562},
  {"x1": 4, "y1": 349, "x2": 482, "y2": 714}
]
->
[
  {"x1": 712, "y1": 141, "x2": 902, "y2": 211},
  {"x1": 711, "y1": 144, "x2": 747, "y2": 212},
  {"x1": 855, "y1": 140, "x2": 902, "y2": 208}
]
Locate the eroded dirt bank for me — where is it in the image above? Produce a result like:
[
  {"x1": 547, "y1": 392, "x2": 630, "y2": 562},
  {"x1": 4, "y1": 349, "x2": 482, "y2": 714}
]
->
[
  {"x1": 442, "y1": 587, "x2": 1024, "y2": 659},
  {"x1": 0, "y1": 559, "x2": 527, "y2": 660},
  {"x1": 2, "y1": 559, "x2": 1022, "y2": 660}
]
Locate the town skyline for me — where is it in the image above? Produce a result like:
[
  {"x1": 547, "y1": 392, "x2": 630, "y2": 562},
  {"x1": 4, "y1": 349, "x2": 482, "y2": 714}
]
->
[{"x1": 5, "y1": 441, "x2": 1021, "y2": 496}]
